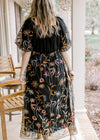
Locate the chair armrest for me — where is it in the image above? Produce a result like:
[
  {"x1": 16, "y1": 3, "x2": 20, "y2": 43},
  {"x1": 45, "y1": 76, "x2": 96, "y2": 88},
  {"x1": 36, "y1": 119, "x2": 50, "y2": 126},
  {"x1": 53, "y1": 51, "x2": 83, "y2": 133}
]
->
[
  {"x1": 0, "y1": 90, "x2": 24, "y2": 102},
  {"x1": 0, "y1": 71, "x2": 15, "y2": 74},
  {"x1": 15, "y1": 67, "x2": 22, "y2": 69},
  {"x1": 0, "y1": 78, "x2": 19, "y2": 87}
]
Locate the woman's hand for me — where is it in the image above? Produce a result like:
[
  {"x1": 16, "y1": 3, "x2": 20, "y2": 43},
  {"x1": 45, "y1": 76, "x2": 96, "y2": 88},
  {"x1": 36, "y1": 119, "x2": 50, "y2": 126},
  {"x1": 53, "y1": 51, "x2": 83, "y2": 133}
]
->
[
  {"x1": 20, "y1": 74, "x2": 26, "y2": 85},
  {"x1": 68, "y1": 70, "x2": 75, "y2": 82},
  {"x1": 19, "y1": 51, "x2": 31, "y2": 85},
  {"x1": 61, "y1": 51, "x2": 74, "y2": 82}
]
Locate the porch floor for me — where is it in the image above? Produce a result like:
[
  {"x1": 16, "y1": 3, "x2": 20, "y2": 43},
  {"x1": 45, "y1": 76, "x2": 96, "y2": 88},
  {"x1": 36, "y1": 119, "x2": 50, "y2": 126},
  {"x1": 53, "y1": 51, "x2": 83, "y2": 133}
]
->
[{"x1": 0, "y1": 111, "x2": 99, "y2": 140}]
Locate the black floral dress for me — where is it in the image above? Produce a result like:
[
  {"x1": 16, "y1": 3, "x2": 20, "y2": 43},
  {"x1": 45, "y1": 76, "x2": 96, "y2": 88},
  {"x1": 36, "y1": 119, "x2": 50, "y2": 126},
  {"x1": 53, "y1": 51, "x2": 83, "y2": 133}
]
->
[{"x1": 15, "y1": 16, "x2": 78, "y2": 139}]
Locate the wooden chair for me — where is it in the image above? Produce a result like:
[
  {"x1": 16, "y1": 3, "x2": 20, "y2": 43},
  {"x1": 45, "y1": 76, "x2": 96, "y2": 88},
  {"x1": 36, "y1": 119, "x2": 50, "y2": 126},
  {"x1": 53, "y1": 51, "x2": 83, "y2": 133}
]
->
[
  {"x1": 0, "y1": 54, "x2": 24, "y2": 121},
  {"x1": 0, "y1": 78, "x2": 24, "y2": 140}
]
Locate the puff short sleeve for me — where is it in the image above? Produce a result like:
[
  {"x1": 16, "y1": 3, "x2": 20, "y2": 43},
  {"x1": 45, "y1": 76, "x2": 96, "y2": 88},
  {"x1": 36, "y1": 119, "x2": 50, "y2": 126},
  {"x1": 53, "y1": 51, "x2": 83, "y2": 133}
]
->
[
  {"x1": 15, "y1": 18, "x2": 33, "y2": 52},
  {"x1": 58, "y1": 17, "x2": 72, "y2": 52}
]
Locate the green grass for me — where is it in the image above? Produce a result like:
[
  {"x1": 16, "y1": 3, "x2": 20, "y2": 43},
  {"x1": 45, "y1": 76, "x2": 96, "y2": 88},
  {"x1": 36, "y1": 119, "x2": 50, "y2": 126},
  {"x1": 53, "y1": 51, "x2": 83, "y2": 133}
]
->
[{"x1": 85, "y1": 34, "x2": 100, "y2": 53}]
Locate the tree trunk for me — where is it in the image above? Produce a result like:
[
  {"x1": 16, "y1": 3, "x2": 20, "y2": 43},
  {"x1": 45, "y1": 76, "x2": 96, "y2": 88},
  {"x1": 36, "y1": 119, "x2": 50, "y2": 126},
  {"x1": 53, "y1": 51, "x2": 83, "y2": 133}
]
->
[{"x1": 91, "y1": 26, "x2": 95, "y2": 35}]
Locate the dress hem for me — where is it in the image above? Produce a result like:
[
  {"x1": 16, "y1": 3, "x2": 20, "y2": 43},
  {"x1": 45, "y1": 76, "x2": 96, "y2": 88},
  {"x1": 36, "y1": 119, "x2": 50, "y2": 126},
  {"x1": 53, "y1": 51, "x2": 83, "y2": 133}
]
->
[{"x1": 20, "y1": 120, "x2": 78, "y2": 140}]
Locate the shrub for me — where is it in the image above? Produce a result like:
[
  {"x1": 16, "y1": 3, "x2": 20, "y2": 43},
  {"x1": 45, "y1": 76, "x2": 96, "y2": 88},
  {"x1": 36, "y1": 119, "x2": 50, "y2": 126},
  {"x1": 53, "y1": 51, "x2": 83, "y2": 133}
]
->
[{"x1": 85, "y1": 60, "x2": 100, "y2": 90}]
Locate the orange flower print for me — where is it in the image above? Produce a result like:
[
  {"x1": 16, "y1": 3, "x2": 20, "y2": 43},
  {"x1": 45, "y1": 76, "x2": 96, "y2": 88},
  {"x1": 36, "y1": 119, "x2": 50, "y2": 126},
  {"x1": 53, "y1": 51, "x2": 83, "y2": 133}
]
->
[
  {"x1": 42, "y1": 110, "x2": 46, "y2": 114},
  {"x1": 39, "y1": 129, "x2": 42, "y2": 133},
  {"x1": 56, "y1": 114, "x2": 61, "y2": 119},
  {"x1": 46, "y1": 121, "x2": 50, "y2": 127},
  {"x1": 40, "y1": 67, "x2": 44, "y2": 71},
  {"x1": 32, "y1": 115, "x2": 37, "y2": 120},
  {"x1": 40, "y1": 78, "x2": 44, "y2": 83},
  {"x1": 70, "y1": 115, "x2": 73, "y2": 121}
]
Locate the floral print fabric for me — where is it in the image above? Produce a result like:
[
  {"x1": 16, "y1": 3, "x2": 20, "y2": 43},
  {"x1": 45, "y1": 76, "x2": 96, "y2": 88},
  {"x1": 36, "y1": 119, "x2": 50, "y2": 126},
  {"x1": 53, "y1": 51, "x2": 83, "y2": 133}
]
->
[{"x1": 15, "y1": 16, "x2": 78, "y2": 139}]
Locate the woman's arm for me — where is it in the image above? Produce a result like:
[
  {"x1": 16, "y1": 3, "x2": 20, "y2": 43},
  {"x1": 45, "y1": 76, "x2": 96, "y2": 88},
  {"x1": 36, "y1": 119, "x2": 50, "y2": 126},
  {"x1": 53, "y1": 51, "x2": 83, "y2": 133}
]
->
[
  {"x1": 61, "y1": 51, "x2": 72, "y2": 72},
  {"x1": 20, "y1": 51, "x2": 31, "y2": 84},
  {"x1": 61, "y1": 51, "x2": 74, "y2": 81}
]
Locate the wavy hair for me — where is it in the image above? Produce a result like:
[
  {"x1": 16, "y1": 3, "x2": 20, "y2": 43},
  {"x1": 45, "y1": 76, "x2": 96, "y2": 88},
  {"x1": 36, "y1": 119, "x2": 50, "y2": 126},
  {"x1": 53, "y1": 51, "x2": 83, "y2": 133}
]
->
[{"x1": 27, "y1": 0, "x2": 60, "y2": 38}]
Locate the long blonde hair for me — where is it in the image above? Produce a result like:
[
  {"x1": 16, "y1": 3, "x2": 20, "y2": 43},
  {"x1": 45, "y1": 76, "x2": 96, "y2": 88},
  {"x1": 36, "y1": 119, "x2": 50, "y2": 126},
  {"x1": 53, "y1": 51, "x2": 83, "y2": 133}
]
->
[{"x1": 27, "y1": 0, "x2": 60, "y2": 38}]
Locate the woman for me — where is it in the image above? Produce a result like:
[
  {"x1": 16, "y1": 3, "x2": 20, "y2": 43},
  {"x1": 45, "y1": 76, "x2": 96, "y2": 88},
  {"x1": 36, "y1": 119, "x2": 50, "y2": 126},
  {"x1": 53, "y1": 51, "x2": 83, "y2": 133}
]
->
[{"x1": 15, "y1": 0, "x2": 78, "y2": 140}]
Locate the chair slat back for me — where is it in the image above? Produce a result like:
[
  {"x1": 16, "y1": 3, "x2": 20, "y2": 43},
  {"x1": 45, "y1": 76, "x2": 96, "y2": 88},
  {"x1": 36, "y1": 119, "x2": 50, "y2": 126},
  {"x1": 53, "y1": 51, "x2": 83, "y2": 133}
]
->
[
  {"x1": 0, "y1": 55, "x2": 15, "y2": 72},
  {"x1": 0, "y1": 55, "x2": 15, "y2": 77}
]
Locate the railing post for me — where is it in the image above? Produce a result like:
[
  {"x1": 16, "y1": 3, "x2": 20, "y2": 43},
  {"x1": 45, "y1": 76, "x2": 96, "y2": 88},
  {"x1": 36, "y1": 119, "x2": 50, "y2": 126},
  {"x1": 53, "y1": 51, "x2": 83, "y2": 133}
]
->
[{"x1": 72, "y1": 0, "x2": 87, "y2": 112}]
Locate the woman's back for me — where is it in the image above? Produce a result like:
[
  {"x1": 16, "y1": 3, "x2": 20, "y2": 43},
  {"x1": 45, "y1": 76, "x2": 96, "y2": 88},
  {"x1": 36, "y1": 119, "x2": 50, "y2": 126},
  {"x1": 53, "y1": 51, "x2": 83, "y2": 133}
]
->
[{"x1": 16, "y1": 16, "x2": 72, "y2": 54}]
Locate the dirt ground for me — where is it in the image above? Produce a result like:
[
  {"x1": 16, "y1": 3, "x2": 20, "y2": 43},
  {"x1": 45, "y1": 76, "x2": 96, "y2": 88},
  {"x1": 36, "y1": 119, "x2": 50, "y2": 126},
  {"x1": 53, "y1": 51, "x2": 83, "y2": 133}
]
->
[{"x1": 85, "y1": 89, "x2": 100, "y2": 139}]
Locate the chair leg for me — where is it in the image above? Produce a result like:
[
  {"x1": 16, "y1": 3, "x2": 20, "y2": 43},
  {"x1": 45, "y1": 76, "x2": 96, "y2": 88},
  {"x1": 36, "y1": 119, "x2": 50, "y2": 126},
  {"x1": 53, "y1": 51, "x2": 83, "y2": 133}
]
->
[
  {"x1": 21, "y1": 84, "x2": 24, "y2": 90},
  {"x1": 0, "y1": 88, "x2": 1, "y2": 97},
  {"x1": 0, "y1": 101, "x2": 7, "y2": 140},
  {"x1": 8, "y1": 89, "x2": 12, "y2": 121}
]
